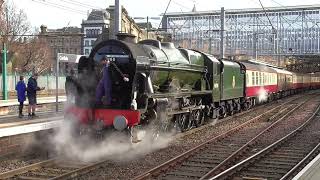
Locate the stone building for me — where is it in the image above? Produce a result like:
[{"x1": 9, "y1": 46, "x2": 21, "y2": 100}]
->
[
  {"x1": 80, "y1": 6, "x2": 162, "y2": 55},
  {"x1": 39, "y1": 25, "x2": 83, "y2": 73},
  {"x1": 107, "y1": 6, "x2": 158, "y2": 42},
  {"x1": 81, "y1": 9, "x2": 110, "y2": 56}
]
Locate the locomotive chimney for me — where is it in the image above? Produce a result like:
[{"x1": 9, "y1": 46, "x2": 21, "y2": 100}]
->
[{"x1": 116, "y1": 33, "x2": 136, "y2": 43}]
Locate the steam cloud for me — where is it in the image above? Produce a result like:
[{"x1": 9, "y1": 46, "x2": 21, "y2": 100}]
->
[
  {"x1": 52, "y1": 71, "x2": 174, "y2": 163},
  {"x1": 49, "y1": 116, "x2": 174, "y2": 163},
  {"x1": 258, "y1": 88, "x2": 268, "y2": 103}
]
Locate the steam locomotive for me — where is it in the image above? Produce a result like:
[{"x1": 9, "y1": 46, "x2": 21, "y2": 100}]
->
[{"x1": 65, "y1": 33, "x2": 320, "y2": 138}]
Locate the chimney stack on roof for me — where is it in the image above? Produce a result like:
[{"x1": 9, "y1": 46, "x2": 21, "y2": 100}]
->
[{"x1": 40, "y1": 25, "x2": 47, "y2": 34}]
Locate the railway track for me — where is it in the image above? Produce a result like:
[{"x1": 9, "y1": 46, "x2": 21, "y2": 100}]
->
[
  {"x1": 212, "y1": 102, "x2": 320, "y2": 180},
  {"x1": 0, "y1": 158, "x2": 108, "y2": 180},
  {"x1": 0, "y1": 93, "x2": 315, "y2": 180},
  {"x1": 133, "y1": 93, "x2": 318, "y2": 180}
]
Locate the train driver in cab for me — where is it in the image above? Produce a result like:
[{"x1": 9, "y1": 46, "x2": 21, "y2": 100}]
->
[
  {"x1": 96, "y1": 56, "x2": 130, "y2": 106},
  {"x1": 96, "y1": 56, "x2": 112, "y2": 106}
]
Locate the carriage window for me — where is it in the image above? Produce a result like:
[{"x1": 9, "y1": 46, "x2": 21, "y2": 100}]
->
[
  {"x1": 259, "y1": 72, "x2": 262, "y2": 85},
  {"x1": 256, "y1": 72, "x2": 259, "y2": 85},
  {"x1": 252, "y1": 72, "x2": 255, "y2": 86},
  {"x1": 246, "y1": 72, "x2": 250, "y2": 85}
]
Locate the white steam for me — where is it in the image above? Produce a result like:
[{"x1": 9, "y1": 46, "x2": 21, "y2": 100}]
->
[
  {"x1": 49, "y1": 118, "x2": 174, "y2": 162},
  {"x1": 257, "y1": 88, "x2": 268, "y2": 103}
]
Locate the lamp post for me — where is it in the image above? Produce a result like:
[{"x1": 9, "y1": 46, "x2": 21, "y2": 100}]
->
[
  {"x1": 2, "y1": 42, "x2": 7, "y2": 100},
  {"x1": 134, "y1": 16, "x2": 161, "y2": 39}
]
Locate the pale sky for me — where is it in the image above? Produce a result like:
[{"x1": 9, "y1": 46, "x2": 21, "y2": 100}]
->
[{"x1": 9, "y1": 0, "x2": 320, "y2": 30}]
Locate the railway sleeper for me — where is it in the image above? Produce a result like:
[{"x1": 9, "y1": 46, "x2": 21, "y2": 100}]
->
[
  {"x1": 188, "y1": 158, "x2": 222, "y2": 164},
  {"x1": 41, "y1": 167, "x2": 70, "y2": 173},
  {"x1": 190, "y1": 156, "x2": 225, "y2": 162},
  {"x1": 261, "y1": 158, "x2": 300, "y2": 164},
  {"x1": 253, "y1": 163, "x2": 293, "y2": 169},
  {"x1": 272, "y1": 151, "x2": 306, "y2": 157},
  {"x1": 25, "y1": 171, "x2": 57, "y2": 178},
  {"x1": 275, "y1": 149, "x2": 307, "y2": 154},
  {"x1": 239, "y1": 172, "x2": 281, "y2": 179},
  {"x1": 181, "y1": 162, "x2": 217, "y2": 168},
  {"x1": 175, "y1": 165, "x2": 212, "y2": 173},
  {"x1": 268, "y1": 154, "x2": 304, "y2": 159},
  {"x1": 197, "y1": 152, "x2": 232, "y2": 157},
  {"x1": 247, "y1": 166, "x2": 289, "y2": 174},
  {"x1": 207, "y1": 144, "x2": 241, "y2": 150},
  {"x1": 18, "y1": 175, "x2": 53, "y2": 180},
  {"x1": 259, "y1": 160, "x2": 298, "y2": 166},
  {"x1": 165, "y1": 170, "x2": 204, "y2": 178},
  {"x1": 160, "y1": 175, "x2": 196, "y2": 180}
]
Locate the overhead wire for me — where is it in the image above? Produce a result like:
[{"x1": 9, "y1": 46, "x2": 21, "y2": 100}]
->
[
  {"x1": 156, "y1": 0, "x2": 172, "y2": 33},
  {"x1": 60, "y1": 0, "x2": 100, "y2": 9},
  {"x1": 257, "y1": 0, "x2": 276, "y2": 33},
  {"x1": 32, "y1": 0, "x2": 87, "y2": 15},
  {"x1": 30, "y1": 0, "x2": 104, "y2": 19}
]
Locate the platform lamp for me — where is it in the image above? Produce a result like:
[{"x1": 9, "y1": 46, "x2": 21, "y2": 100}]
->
[{"x1": 133, "y1": 16, "x2": 161, "y2": 39}]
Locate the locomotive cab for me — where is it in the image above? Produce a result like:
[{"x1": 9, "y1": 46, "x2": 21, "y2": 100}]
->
[{"x1": 90, "y1": 40, "x2": 136, "y2": 110}]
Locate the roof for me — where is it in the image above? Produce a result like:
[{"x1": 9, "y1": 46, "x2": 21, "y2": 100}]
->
[
  {"x1": 241, "y1": 61, "x2": 277, "y2": 73},
  {"x1": 164, "y1": 4, "x2": 320, "y2": 17},
  {"x1": 270, "y1": 67, "x2": 293, "y2": 75},
  {"x1": 87, "y1": 9, "x2": 110, "y2": 21},
  {"x1": 136, "y1": 22, "x2": 153, "y2": 29}
]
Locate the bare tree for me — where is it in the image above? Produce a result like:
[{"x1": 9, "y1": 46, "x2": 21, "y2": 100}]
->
[
  {"x1": 0, "y1": 2, "x2": 52, "y2": 74},
  {"x1": 1, "y1": 2, "x2": 31, "y2": 48},
  {"x1": 11, "y1": 38, "x2": 53, "y2": 74}
]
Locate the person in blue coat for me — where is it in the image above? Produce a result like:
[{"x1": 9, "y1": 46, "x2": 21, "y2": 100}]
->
[
  {"x1": 27, "y1": 73, "x2": 45, "y2": 118},
  {"x1": 15, "y1": 76, "x2": 26, "y2": 118}
]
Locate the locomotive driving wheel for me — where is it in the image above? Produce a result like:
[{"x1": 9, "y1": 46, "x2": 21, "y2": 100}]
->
[
  {"x1": 192, "y1": 109, "x2": 204, "y2": 127},
  {"x1": 193, "y1": 99, "x2": 205, "y2": 127},
  {"x1": 176, "y1": 113, "x2": 191, "y2": 132}
]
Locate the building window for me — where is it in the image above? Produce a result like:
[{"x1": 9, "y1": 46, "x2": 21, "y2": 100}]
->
[
  {"x1": 85, "y1": 40, "x2": 89, "y2": 46},
  {"x1": 91, "y1": 40, "x2": 95, "y2": 46},
  {"x1": 84, "y1": 49, "x2": 89, "y2": 55}
]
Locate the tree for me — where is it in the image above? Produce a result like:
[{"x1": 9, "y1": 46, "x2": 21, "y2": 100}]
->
[
  {"x1": 0, "y1": 2, "x2": 52, "y2": 74},
  {"x1": 11, "y1": 38, "x2": 53, "y2": 74}
]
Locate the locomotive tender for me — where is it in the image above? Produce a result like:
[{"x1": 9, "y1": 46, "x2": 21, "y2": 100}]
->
[{"x1": 65, "y1": 34, "x2": 320, "y2": 136}]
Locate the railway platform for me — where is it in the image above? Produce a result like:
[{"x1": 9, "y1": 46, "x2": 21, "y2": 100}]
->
[
  {"x1": 293, "y1": 153, "x2": 320, "y2": 180},
  {"x1": 0, "y1": 96, "x2": 66, "y2": 116},
  {"x1": 0, "y1": 112, "x2": 63, "y2": 156},
  {"x1": 0, "y1": 96, "x2": 66, "y2": 107}
]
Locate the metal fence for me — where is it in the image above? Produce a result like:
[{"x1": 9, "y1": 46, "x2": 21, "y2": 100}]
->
[{"x1": 0, "y1": 74, "x2": 66, "y2": 93}]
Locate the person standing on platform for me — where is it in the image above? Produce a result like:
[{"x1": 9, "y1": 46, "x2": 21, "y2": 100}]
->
[
  {"x1": 27, "y1": 72, "x2": 45, "y2": 118},
  {"x1": 15, "y1": 76, "x2": 26, "y2": 118}
]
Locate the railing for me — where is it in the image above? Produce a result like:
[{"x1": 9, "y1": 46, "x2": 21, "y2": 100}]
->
[{"x1": 0, "y1": 74, "x2": 66, "y2": 98}]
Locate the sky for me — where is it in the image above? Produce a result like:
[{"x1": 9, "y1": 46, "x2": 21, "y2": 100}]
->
[{"x1": 9, "y1": 0, "x2": 320, "y2": 30}]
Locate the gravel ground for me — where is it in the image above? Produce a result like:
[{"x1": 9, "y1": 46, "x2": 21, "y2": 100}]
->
[
  {"x1": 254, "y1": 96, "x2": 320, "y2": 149},
  {"x1": 77, "y1": 93, "x2": 309, "y2": 180},
  {"x1": 0, "y1": 153, "x2": 49, "y2": 173}
]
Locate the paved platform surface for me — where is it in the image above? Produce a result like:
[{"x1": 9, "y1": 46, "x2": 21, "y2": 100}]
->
[
  {"x1": 0, "y1": 96, "x2": 66, "y2": 107},
  {"x1": 293, "y1": 152, "x2": 320, "y2": 180},
  {"x1": 0, "y1": 112, "x2": 63, "y2": 138}
]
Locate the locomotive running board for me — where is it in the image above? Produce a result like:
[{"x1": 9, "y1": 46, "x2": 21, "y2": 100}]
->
[{"x1": 150, "y1": 90, "x2": 212, "y2": 98}]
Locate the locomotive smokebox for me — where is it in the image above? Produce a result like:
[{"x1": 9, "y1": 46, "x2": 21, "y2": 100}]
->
[{"x1": 116, "y1": 33, "x2": 136, "y2": 43}]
